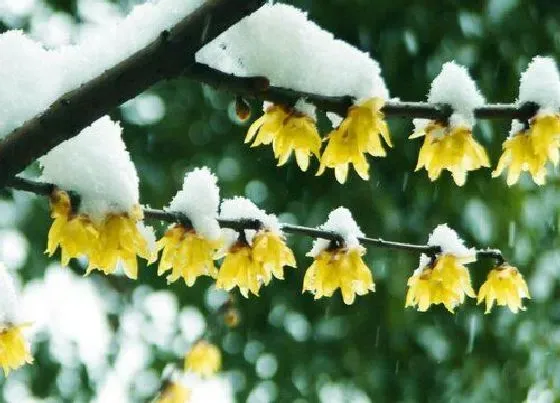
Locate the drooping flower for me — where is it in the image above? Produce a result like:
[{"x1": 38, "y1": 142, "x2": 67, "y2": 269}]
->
[
  {"x1": 246, "y1": 101, "x2": 321, "y2": 172},
  {"x1": 405, "y1": 224, "x2": 476, "y2": 312},
  {"x1": 0, "y1": 325, "x2": 33, "y2": 376},
  {"x1": 303, "y1": 207, "x2": 374, "y2": 304},
  {"x1": 47, "y1": 190, "x2": 154, "y2": 278},
  {"x1": 157, "y1": 226, "x2": 219, "y2": 286},
  {"x1": 411, "y1": 123, "x2": 490, "y2": 186},
  {"x1": 303, "y1": 247, "x2": 374, "y2": 305},
  {"x1": 406, "y1": 254, "x2": 476, "y2": 313},
  {"x1": 317, "y1": 97, "x2": 391, "y2": 183},
  {"x1": 216, "y1": 198, "x2": 295, "y2": 297},
  {"x1": 156, "y1": 381, "x2": 191, "y2": 403},
  {"x1": 184, "y1": 340, "x2": 221, "y2": 378},
  {"x1": 87, "y1": 205, "x2": 155, "y2": 279},
  {"x1": 157, "y1": 168, "x2": 222, "y2": 286},
  {"x1": 47, "y1": 189, "x2": 99, "y2": 266},
  {"x1": 410, "y1": 62, "x2": 489, "y2": 186},
  {"x1": 477, "y1": 264, "x2": 530, "y2": 313},
  {"x1": 40, "y1": 117, "x2": 156, "y2": 278},
  {"x1": 493, "y1": 57, "x2": 560, "y2": 185},
  {"x1": 0, "y1": 264, "x2": 32, "y2": 375},
  {"x1": 492, "y1": 121, "x2": 550, "y2": 185}
]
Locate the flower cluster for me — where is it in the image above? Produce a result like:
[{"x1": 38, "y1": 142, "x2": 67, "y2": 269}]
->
[
  {"x1": 303, "y1": 208, "x2": 375, "y2": 304},
  {"x1": 244, "y1": 57, "x2": 560, "y2": 187},
  {"x1": 216, "y1": 197, "x2": 296, "y2": 297},
  {"x1": 157, "y1": 167, "x2": 222, "y2": 286},
  {"x1": 47, "y1": 189, "x2": 155, "y2": 279},
  {"x1": 405, "y1": 225, "x2": 530, "y2": 314},
  {"x1": 247, "y1": 97, "x2": 391, "y2": 184},
  {"x1": 42, "y1": 116, "x2": 157, "y2": 279},
  {"x1": 493, "y1": 57, "x2": 560, "y2": 185}
]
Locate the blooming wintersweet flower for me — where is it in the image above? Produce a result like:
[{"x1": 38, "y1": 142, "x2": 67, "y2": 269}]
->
[
  {"x1": 246, "y1": 103, "x2": 322, "y2": 171},
  {"x1": 47, "y1": 189, "x2": 99, "y2": 266},
  {"x1": 47, "y1": 190, "x2": 154, "y2": 278},
  {"x1": 87, "y1": 205, "x2": 155, "y2": 279},
  {"x1": 317, "y1": 97, "x2": 391, "y2": 183},
  {"x1": 303, "y1": 246, "x2": 374, "y2": 305},
  {"x1": 216, "y1": 231, "x2": 295, "y2": 298},
  {"x1": 251, "y1": 231, "x2": 296, "y2": 281},
  {"x1": 157, "y1": 225, "x2": 220, "y2": 286},
  {"x1": 477, "y1": 264, "x2": 530, "y2": 313},
  {"x1": 0, "y1": 324, "x2": 33, "y2": 375},
  {"x1": 411, "y1": 122, "x2": 490, "y2": 186},
  {"x1": 156, "y1": 381, "x2": 191, "y2": 403},
  {"x1": 493, "y1": 116, "x2": 560, "y2": 185},
  {"x1": 406, "y1": 254, "x2": 476, "y2": 313},
  {"x1": 184, "y1": 340, "x2": 221, "y2": 378}
]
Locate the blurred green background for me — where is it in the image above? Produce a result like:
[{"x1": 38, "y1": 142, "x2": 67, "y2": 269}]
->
[{"x1": 1, "y1": 0, "x2": 559, "y2": 401}]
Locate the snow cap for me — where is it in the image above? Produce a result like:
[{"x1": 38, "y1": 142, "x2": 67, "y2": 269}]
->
[
  {"x1": 308, "y1": 207, "x2": 364, "y2": 257},
  {"x1": 167, "y1": 167, "x2": 221, "y2": 241},
  {"x1": 220, "y1": 197, "x2": 280, "y2": 248},
  {"x1": 427, "y1": 224, "x2": 475, "y2": 260},
  {"x1": 0, "y1": 263, "x2": 20, "y2": 326},
  {"x1": 518, "y1": 56, "x2": 560, "y2": 115},
  {"x1": 40, "y1": 116, "x2": 139, "y2": 221},
  {"x1": 196, "y1": 3, "x2": 388, "y2": 101},
  {"x1": 415, "y1": 61, "x2": 484, "y2": 131}
]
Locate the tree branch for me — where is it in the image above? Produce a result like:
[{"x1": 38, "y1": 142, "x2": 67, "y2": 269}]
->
[
  {"x1": 0, "y1": 0, "x2": 265, "y2": 188},
  {"x1": 8, "y1": 176, "x2": 506, "y2": 264},
  {"x1": 186, "y1": 64, "x2": 540, "y2": 120}
]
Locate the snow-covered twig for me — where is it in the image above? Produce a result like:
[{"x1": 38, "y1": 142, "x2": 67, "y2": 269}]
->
[
  {"x1": 7, "y1": 176, "x2": 505, "y2": 263},
  {"x1": 0, "y1": 0, "x2": 265, "y2": 188},
  {"x1": 188, "y1": 63, "x2": 539, "y2": 120}
]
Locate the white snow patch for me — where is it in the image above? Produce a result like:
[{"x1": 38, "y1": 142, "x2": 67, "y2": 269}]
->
[
  {"x1": 20, "y1": 264, "x2": 112, "y2": 379},
  {"x1": 219, "y1": 197, "x2": 280, "y2": 248},
  {"x1": 196, "y1": 3, "x2": 388, "y2": 101},
  {"x1": 415, "y1": 61, "x2": 484, "y2": 131},
  {"x1": 293, "y1": 99, "x2": 316, "y2": 120},
  {"x1": 0, "y1": 263, "x2": 21, "y2": 326},
  {"x1": 167, "y1": 167, "x2": 221, "y2": 241},
  {"x1": 518, "y1": 56, "x2": 560, "y2": 115},
  {"x1": 427, "y1": 223, "x2": 475, "y2": 260},
  {"x1": 39, "y1": 116, "x2": 139, "y2": 221},
  {"x1": 307, "y1": 207, "x2": 364, "y2": 257},
  {"x1": 0, "y1": 0, "x2": 204, "y2": 138}
]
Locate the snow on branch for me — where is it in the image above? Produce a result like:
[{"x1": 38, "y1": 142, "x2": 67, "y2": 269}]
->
[
  {"x1": 7, "y1": 175, "x2": 504, "y2": 263},
  {"x1": 0, "y1": 0, "x2": 265, "y2": 188}
]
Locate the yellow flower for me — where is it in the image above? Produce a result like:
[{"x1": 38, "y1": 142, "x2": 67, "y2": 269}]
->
[
  {"x1": 47, "y1": 190, "x2": 99, "y2": 266},
  {"x1": 87, "y1": 205, "x2": 154, "y2": 279},
  {"x1": 406, "y1": 254, "x2": 476, "y2": 313},
  {"x1": 246, "y1": 105, "x2": 321, "y2": 171},
  {"x1": 477, "y1": 264, "x2": 530, "y2": 313},
  {"x1": 47, "y1": 191, "x2": 154, "y2": 278},
  {"x1": 0, "y1": 325, "x2": 33, "y2": 375},
  {"x1": 303, "y1": 247, "x2": 374, "y2": 305},
  {"x1": 156, "y1": 225, "x2": 219, "y2": 286},
  {"x1": 184, "y1": 340, "x2": 221, "y2": 377},
  {"x1": 157, "y1": 381, "x2": 191, "y2": 403},
  {"x1": 317, "y1": 97, "x2": 391, "y2": 183},
  {"x1": 493, "y1": 115, "x2": 560, "y2": 185},
  {"x1": 251, "y1": 231, "x2": 296, "y2": 282},
  {"x1": 216, "y1": 232, "x2": 295, "y2": 297},
  {"x1": 411, "y1": 123, "x2": 490, "y2": 186}
]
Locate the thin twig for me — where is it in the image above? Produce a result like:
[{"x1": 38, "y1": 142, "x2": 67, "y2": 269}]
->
[
  {"x1": 186, "y1": 63, "x2": 540, "y2": 120},
  {"x1": 0, "y1": 0, "x2": 265, "y2": 188},
  {"x1": 8, "y1": 176, "x2": 504, "y2": 263}
]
